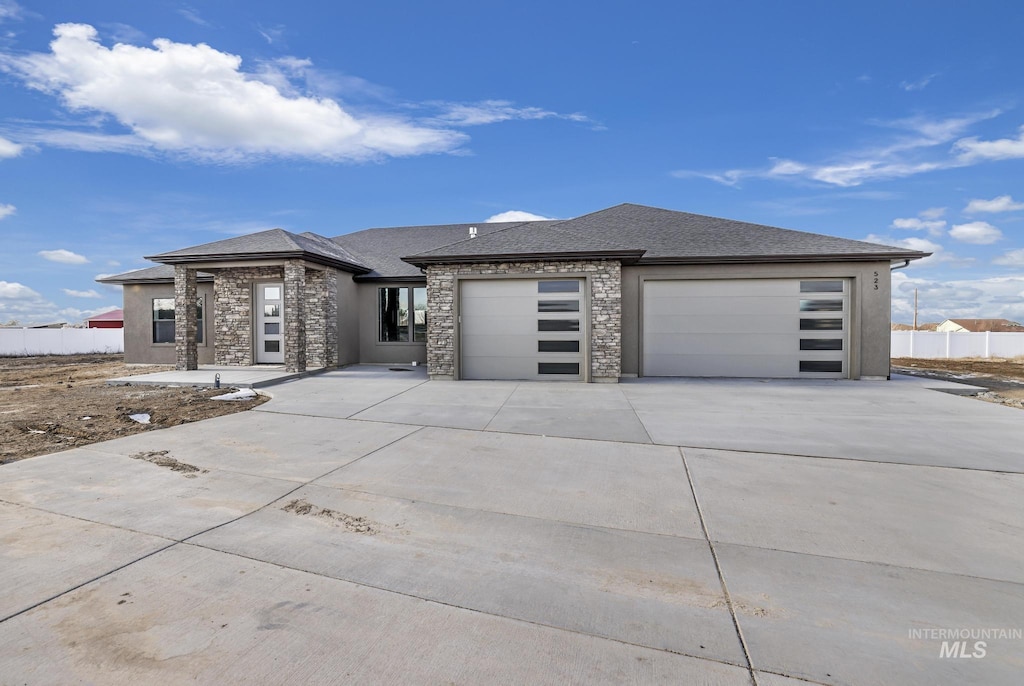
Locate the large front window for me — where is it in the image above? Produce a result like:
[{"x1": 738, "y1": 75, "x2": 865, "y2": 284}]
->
[
  {"x1": 152, "y1": 297, "x2": 203, "y2": 344},
  {"x1": 379, "y1": 287, "x2": 426, "y2": 342}
]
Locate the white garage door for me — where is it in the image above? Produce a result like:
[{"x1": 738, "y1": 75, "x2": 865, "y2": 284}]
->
[
  {"x1": 642, "y1": 279, "x2": 848, "y2": 378},
  {"x1": 461, "y1": 278, "x2": 585, "y2": 381}
]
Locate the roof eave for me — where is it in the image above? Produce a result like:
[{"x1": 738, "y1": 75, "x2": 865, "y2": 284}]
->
[
  {"x1": 96, "y1": 274, "x2": 216, "y2": 285},
  {"x1": 402, "y1": 249, "x2": 647, "y2": 267},
  {"x1": 634, "y1": 251, "x2": 931, "y2": 265},
  {"x1": 144, "y1": 251, "x2": 372, "y2": 274}
]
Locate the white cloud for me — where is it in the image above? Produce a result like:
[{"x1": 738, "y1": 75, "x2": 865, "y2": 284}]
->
[
  {"x1": 954, "y1": 125, "x2": 1024, "y2": 162},
  {"x1": 0, "y1": 202, "x2": 14, "y2": 220},
  {"x1": 485, "y1": 210, "x2": 556, "y2": 223},
  {"x1": 256, "y1": 23, "x2": 286, "y2": 46},
  {"x1": 919, "y1": 206, "x2": 946, "y2": 220},
  {"x1": 1, "y1": 23, "x2": 468, "y2": 163},
  {"x1": 432, "y1": 100, "x2": 592, "y2": 127},
  {"x1": 674, "y1": 110, "x2": 1004, "y2": 188},
  {"x1": 949, "y1": 221, "x2": 1002, "y2": 245},
  {"x1": 891, "y1": 217, "x2": 947, "y2": 236},
  {"x1": 993, "y1": 248, "x2": 1024, "y2": 267},
  {"x1": 891, "y1": 272, "x2": 1024, "y2": 324},
  {"x1": 176, "y1": 6, "x2": 210, "y2": 27},
  {"x1": 38, "y1": 248, "x2": 89, "y2": 264},
  {"x1": 62, "y1": 288, "x2": 101, "y2": 298},
  {"x1": 0, "y1": 280, "x2": 40, "y2": 299},
  {"x1": 0, "y1": 0, "x2": 22, "y2": 22},
  {"x1": 964, "y1": 195, "x2": 1024, "y2": 214},
  {"x1": 900, "y1": 73, "x2": 938, "y2": 92},
  {"x1": 0, "y1": 135, "x2": 22, "y2": 158},
  {"x1": 0, "y1": 280, "x2": 59, "y2": 325},
  {"x1": 863, "y1": 234, "x2": 964, "y2": 269}
]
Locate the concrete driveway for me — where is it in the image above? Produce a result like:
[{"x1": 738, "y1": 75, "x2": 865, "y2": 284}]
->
[{"x1": 1, "y1": 367, "x2": 1022, "y2": 685}]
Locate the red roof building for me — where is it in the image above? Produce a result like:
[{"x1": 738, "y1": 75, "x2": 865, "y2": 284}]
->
[{"x1": 86, "y1": 308, "x2": 124, "y2": 329}]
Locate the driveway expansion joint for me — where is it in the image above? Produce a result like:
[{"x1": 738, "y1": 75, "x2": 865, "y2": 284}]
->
[{"x1": 680, "y1": 447, "x2": 759, "y2": 685}]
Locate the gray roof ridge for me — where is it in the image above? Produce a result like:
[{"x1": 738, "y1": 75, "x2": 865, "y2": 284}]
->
[{"x1": 404, "y1": 218, "x2": 571, "y2": 257}]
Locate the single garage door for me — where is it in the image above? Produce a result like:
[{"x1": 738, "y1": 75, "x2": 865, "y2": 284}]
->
[
  {"x1": 642, "y1": 278, "x2": 848, "y2": 378},
  {"x1": 461, "y1": 278, "x2": 585, "y2": 381}
]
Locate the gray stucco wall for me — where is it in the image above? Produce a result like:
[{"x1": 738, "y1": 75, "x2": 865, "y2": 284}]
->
[
  {"x1": 356, "y1": 281, "x2": 428, "y2": 365},
  {"x1": 337, "y1": 275, "x2": 361, "y2": 365},
  {"x1": 122, "y1": 282, "x2": 216, "y2": 365},
  {"x1": 620, "y1": 261, "x2": 893, "y2": 379}
]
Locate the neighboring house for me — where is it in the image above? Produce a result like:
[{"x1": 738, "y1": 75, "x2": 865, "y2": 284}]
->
[
  {"x1": 86, "y1": 309, "x2": 124, "y2": 329},
  {"x1": 936, "y1": 318, "x2": 1024, "y2": 333},
  {"x1": 891, "y1": 322, "x2": 939, "y2": 331},
  {"x1": 98, "y1": 203, "x2": 928, "y2": 381}
]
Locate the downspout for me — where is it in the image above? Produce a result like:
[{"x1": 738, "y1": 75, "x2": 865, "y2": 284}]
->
[{"x1": 890, "y1": 259, "x2": 911, "y2": 271}]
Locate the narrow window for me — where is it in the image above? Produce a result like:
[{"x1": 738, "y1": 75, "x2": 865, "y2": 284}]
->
[
  {"x1": 538, "y1": 319, "x2": 580, "y2": 332},
  {"x1": 799, "y1": 299, "x2": 844, "y2": 312},
  {"x1": 800, "y1": 281, "x2": 844, "y2": 293},
  {"x1": 538, "y1": 362, "x2": 580, "y2": 375},
  {"x1": 800, "y1": 360, "x2": 843, "y2": 373},
  {"x1": 379, "y1": 287, "x2": 410, "y2": 342},
  {"x1": 538, "y1": 300, "x2": 580, "y2": 312},
  {"x1": 196, "y1": 297, "x2": 204, "y2": 344},
  {"x1": 800, "y1": 338, "x2": 843, "y2": 351},
  {"x1": 538, "y1": 280, "x2": 580, "y2": 293},
  {"x1": 800, "y1": 318, "x2": 843, "y2": 331},
  {"x1": 153, "y1": 298, "x2": 175, "y2": 343},
  {"x1": 538, "y1": 340, "x2": 580, "y2": 353},
  {"x1": 413, "y1": 287, "x2": 427, "y2": 342}
]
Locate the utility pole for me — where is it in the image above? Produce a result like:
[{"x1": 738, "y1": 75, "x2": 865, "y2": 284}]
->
[{"x1": 913, "y1": 288, "x2": 918, "y2": 330}]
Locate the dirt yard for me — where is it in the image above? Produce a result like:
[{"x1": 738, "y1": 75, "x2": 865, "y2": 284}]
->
[
  {"x1": 0, "y1": 354, "x2": 268, "y2": 464},
  {"x1": 892, "y1": 357, "x2": 1024, "y2": 408}
]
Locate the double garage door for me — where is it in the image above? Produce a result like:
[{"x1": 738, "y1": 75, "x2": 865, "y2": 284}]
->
[
  {"x1": 458, "y1": 277, "x2": 849, "y2": 381},
  {"x1": 461, "y1": 278, "x2": 585, "y2": 381},
  {"x1": 643, "y1": 278, "x2": 849, "y2": 379}
]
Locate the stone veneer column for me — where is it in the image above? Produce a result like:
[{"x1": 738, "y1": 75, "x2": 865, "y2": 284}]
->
[
  {"x1": 424, "y1": 260, "x2": 622, "y2": 382},
  {"x1": 174, "y1": 265, "x2": 198, "y2": 370},
  {"x1": 323, "y1": 269, "x2": 338, "y2": 367},
  {"x1": 426, "y1": 267, "x2": 456, "y2": 379},
  {"x1": 588, "y1": 260, "x2": 622, "y2": 382},
  {"x1": 284, "y1": 260, "x2": 307, "y2": 373},
  {"x1": 303, "y1": 269, "x2": 331, "y2": 368}
]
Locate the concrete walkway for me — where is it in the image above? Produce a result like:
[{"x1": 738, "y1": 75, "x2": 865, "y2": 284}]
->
[
  {"x1": 107, "y1": 364, "x2": 339, "y2": 389},
  {"x1": 1, "y1": 368, "x2": 1022, "y2": 684}
]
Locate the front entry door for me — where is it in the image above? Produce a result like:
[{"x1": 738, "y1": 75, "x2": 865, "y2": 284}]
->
[{"x1": 256, "y1": 282, "x2": 284, "y2": 364}]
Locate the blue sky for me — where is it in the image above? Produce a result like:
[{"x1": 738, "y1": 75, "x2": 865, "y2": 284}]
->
[{"x1": 1, "y1": 1, "x2": 1023, "y2": 325}]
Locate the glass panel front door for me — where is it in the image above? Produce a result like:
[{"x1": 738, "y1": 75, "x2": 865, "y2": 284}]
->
[{"x1": 256, "y1": 282, "x2": 284, "y2": 363}]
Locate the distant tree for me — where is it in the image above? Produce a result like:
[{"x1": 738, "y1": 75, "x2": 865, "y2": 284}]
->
[{"x1": 4, "y1": 319, "x2": 19, "y2": 326}]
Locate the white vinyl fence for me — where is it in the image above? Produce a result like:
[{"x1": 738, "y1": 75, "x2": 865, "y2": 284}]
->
[
  {"x1": 0, "y1": 328, "x2": 124, "y2": 356},
  {"x1": 892, "y1": 331, "x2": 1024, "y2": 359}
]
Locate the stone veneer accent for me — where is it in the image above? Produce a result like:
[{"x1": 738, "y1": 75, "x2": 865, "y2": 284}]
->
[
  {"x1": 213, "y1": 266, "x2": 283, "y2": 366},
  {"x1": 303, "y1": 268, "x2": 339, "y2": 368},
  {"x1": 283, "y1": 260, "x2": 307, "y2": 373},
  {"x1": 174, "y1": 265, "x2": 198, "y2": 370},
  {"x1": 425, "y1": 260, "x2": 622, "y2": 382}
]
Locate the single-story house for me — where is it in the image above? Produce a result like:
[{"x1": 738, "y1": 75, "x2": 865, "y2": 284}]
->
[
  {"x1": 86, "y1": 308, "x2": 124, "y2": 329},
  {"x1": 98, "y1": 203, "x2": 928, "y2": 381},
  {"x1": 936, "y1": 318, "x2": 1024, "y2": 333}
]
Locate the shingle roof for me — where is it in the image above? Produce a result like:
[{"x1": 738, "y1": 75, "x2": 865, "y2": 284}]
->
[
  {"x1": 146, "y1": 228, "x2": 370, "y2": 273},
  {"x1": 945, "y1": 318, "x2": 1024, "y2": 332},
  {"x1": 86, "y1": 308, "x2": 124, "y2": 322},
  {"x1": 331, "y1": 221, "x2": 558, "y2": 279},
  {"x1": 96, "y1": 264, "x2": 215, "y2": 285},
  {"x1": 403, "y1": 203, "x2": 929, "y2": 266}
]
